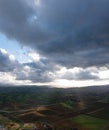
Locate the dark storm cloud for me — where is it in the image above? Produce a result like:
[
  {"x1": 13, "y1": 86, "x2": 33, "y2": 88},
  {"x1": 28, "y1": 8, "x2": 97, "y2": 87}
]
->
[
  {"x1": 0, "y1": 0, "x2": 53, "y2": 44},
  {"x1": 0, "y1": 49, "x2": 19, "y2": 72},
  {"x1": 0, "y1": 0, "x2": 109, "y2": 68}
]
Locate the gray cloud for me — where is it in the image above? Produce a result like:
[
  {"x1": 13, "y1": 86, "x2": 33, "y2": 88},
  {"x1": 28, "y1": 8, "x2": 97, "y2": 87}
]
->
[
  {"x1": 0, "y1": 48, "x2": 19, "y2": 72},
  {"x1": 62, "y1": 69, "x2": 99, "y2": 80},
  {"x1": 0, "y1": 48, "x2": 56, "y2": 83},
  {"x1": 15, "y1": 68, "x2": 52, "y2": 83},
  {"x1": 0, "y1": 0, "x2": 109, "y2": 68},
  {"x1": 14, "y1": 60, "x2": 58, "y2": 82}
]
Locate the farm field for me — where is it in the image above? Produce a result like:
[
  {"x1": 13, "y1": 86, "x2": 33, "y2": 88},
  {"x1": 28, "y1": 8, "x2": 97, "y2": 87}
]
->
[
  {"x1": 71, "y1": 115, "x2": 109, "y2": 130},
  {"x1": 0, "y1": 86, "x2": 109, "y2": 129}
]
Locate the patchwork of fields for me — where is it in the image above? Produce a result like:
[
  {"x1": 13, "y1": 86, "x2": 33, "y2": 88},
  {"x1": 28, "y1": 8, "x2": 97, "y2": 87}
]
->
[
  {"x1": 0, "y1": 101, "x2": 109, "y2": 130},
  {"x1": 0, "y1": 86, "x2": 109, "y2": 130}
]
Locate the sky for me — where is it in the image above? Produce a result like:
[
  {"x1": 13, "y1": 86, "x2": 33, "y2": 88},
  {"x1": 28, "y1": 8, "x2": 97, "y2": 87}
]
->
[{"x1": 0, "y1": 0, "x2": 109, "y2": 87}]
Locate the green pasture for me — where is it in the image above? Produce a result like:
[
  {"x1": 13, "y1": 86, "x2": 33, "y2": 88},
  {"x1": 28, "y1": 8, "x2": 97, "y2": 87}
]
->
[{"x1": 71, "y1": 115, "x2": 109, "y2": 130}]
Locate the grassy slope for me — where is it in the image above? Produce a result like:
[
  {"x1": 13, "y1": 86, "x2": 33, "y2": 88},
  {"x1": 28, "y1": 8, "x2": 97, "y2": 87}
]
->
[
  {"x1": 72, "y1": 115, "x2": 109, "y2": 130},
  {"x1": 89, "y1": 107, "x2": 109, "y2": 120}
]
